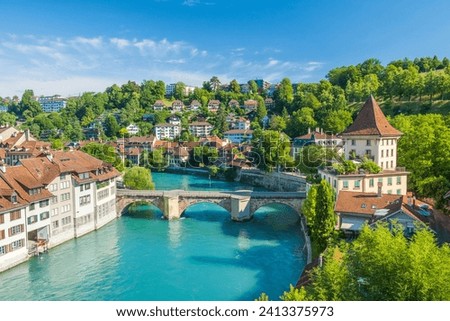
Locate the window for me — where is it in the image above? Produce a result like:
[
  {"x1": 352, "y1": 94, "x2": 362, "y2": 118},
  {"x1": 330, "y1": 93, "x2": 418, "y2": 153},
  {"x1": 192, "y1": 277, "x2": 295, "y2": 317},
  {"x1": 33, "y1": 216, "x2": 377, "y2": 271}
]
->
[
  {"x1": 388, "y1": 177, "x2": 393, "y2": 186},
  {"x1": 60, "y1": 173, "x2": 67, "y2": 180},
  {"x1": 51, "y1": 208, "x2": 59, "y2": 217},
  {"x1": 361, "y1": 203, "x2": 366, "y2": 208},
  {"x1": 51, "y1": 196, "x2": 58, "y2": 205},
  {"x1": 391, "y1": 149, "x2": 394, "y2": 157},
  {"x1": 333, "y1": 180, "x2": 337, "y2": 188},
  {"x1": 397, "y1": 189, "x2": 402, "y2": 195},
  {"x1": 79, "y1": 172, "x2": 90, "y2": 179},
  {"x1": 343, "y1": 181, "x2": 349, "y2": 189},
  {"x1": 61, "y1": 193, "x2": 71, "y2": 201},
  {"x1": 351, "y1": 140, "x2": 356, "y2": 146},
  {"x1": 84, "y1": 183, "x2": 91, "y2": 190},
  {"x1": 97, "y1": 189, "x2": 109, "y2": 201},
  {"x1": 61, "y1": 204, "x2": 71, "y2": 214},
  {"x1": 366, "y1": 140, "x2": 371, "y2": 146},
  {"x1": 30, "y1": 203, "x2": 36, "y2": 210},
  {"x1": 39, "y1": 199, "x2": 49, "y2": 208},
  {"x1": 354, "y1": 180, "x2": 361, "y2": 189},
  {"x1": 27, "y1": 215, "x2": 38, "y2": 225},
  {"x1": 397, "y1": 176, "x2": 402, "y2": 185},
  {"x1": 40, "y1": 212, "x2": 50, "y2": 220},
  {"x1": 49, "y1": 183, "x2": 58, "y2": 192},
  {"x1": 0, "y1": 244, "x2": 7, "y2": 255},
  {"x1": 11, "y1": 195, "x2": 17, "y2": 203},
  {"x1": 62, "y1": 216, "x2": 72, "y2": 225},
  {"x1": 79, "y1": 195, "x2": 91, "y2": 206},
  {"x1": 52, "y1": 221, "x2": 59, "y2": 229},
  {"x1": 387, "y1": 190, "x2": 392, "y2": 194},
  {"x1": 369, "y1": 178, "x2": 374, "y2": 187},
  {"x1": 381, "y1": 162, "x2": 383, "y2": 168},
  {"x1": 391, "y1": 161, "x2": 394, "y2": 168},
  {"x1": 11, "y1": 239, "x2": 24, "y2": 251},
  {"x1": 60, "y1": 181, "x2": 70, "y2": 189},
  {"x1": 381, "y1": 150, "x2": 384, "y2": 158},
  {"x1": 10, "y1": 210, "x2": 21, "y2": 221},
  {"x1": 9, "y1": 224, "x2": 24, "y2": 236}
]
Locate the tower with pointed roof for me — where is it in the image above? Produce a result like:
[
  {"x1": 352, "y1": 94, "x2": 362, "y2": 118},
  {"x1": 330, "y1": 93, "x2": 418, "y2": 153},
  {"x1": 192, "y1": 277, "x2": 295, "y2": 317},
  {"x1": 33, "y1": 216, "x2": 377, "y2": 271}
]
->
[
  {"x1": 318, "y1": 96, "x2": 409, "y2": 196},
  {"x1": 342, "y1": 95, "x2": 402, "y2": 170}
]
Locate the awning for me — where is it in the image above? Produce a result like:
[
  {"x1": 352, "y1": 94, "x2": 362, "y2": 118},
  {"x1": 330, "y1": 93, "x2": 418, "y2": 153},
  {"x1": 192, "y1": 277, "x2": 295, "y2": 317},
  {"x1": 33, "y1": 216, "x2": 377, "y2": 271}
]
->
[{"x1": 340, "y1": 216, "x2": 368, "y2": 231}]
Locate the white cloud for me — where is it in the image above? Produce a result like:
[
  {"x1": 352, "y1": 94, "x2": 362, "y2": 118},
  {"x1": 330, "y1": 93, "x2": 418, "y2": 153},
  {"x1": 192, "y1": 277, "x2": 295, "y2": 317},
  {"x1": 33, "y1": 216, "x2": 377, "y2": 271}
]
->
[
  {"x1": 0, "y1": 34, "x2": 324, "y2": 97},
  {"x1": 183, "y1": 0, "x2": 200, "y2": 6},
  {"x1": 71, "y1": 36, "x2": 103, "y2": 48},
  {"x1": 110, "y1": 38, "x2": 131, "y2": 49}
]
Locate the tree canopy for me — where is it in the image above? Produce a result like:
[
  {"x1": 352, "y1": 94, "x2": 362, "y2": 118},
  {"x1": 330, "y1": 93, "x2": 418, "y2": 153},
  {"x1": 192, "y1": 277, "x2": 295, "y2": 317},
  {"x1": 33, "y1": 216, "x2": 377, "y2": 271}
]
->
[{"x1": 123, "y1": 166, "x2": 155, "y2": 190}]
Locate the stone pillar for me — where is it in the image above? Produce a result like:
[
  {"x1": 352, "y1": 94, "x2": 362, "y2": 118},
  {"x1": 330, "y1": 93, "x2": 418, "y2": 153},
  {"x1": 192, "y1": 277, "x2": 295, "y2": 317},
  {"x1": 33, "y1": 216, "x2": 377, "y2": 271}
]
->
[
  {"x1": 231, "y1": 195, "x2": 251, "y2": 221},
  {"x1": 163, "y1": 193, "x2": 180, "y2": 220}
]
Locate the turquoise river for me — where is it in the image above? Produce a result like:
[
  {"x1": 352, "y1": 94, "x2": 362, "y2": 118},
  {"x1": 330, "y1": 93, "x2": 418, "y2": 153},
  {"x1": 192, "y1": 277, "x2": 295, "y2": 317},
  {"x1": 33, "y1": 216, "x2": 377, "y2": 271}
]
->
[{"x1": 0, "y1": 172, "x2": 306, "y2": 301}]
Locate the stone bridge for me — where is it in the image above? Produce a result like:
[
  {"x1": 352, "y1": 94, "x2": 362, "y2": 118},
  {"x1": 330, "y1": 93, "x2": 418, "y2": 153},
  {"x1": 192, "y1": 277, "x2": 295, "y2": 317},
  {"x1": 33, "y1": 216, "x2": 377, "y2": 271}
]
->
[{"x1": 116, "y1": 189, "x2": 306, "y2": 221}]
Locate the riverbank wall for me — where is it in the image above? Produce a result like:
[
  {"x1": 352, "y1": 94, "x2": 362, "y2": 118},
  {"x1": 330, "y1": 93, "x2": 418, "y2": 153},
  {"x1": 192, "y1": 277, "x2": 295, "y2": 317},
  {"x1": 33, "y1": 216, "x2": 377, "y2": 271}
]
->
[{"x1": 163, "y1": 167, "x2": 307, "y2": 192}]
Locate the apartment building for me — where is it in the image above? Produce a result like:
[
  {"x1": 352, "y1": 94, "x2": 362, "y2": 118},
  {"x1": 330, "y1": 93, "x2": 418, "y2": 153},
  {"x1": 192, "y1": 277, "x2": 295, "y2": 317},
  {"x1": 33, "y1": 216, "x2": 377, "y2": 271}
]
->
[
  {"x1": 0, "y1": 150, "x2": 121, "y2": 272},
  {"x1": 154, "y1": 123, "x2": 181, "y2": 140},
  {"x1": 37, "y1": 95, "x2": 67, "y2": 113},
  {"x1": 188, "y1": 121, "x2": 213, "y2": 137}
]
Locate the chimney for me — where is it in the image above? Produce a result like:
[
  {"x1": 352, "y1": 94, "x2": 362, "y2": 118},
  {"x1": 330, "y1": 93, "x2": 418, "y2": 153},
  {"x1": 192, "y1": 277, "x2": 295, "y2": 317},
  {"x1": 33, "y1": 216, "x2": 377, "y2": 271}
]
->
[
  {"x1": 413, "y1": 196, "x2": 416, "y2": 209},
  {"x1": 46, "y1": 152, "x2": 53, "y2": 162},
  {"x1": 308, "y1": 128, "x2": 311, "y2": 134},
  {"x1": 25, "y1": 129, "x2": 30, "y2": 141},
  {"x1": 407, "y1": 192, "x2": 413, "y2": 206},
  {"x1": 315, "y1": 127, "x2": 320, "y2": 133},
  {"x1": 377, "y1": 182, "x2": 382, "y2": 198}
]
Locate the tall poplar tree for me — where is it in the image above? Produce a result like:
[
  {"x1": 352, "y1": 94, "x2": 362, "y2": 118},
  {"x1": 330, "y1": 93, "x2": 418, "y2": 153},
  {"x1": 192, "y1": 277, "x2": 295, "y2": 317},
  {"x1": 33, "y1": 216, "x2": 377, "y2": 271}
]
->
[{"x1": 313, "y1": 180, "x2": 336, "y2": 251}]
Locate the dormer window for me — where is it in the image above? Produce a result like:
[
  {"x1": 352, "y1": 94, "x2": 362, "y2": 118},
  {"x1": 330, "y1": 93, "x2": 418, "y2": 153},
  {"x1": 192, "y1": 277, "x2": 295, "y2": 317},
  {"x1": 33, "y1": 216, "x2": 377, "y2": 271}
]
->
[
  {"x1": 79, "y1": 172, "x2": 89, "y2": 179},
  {"x1": 11, "y1": 193, "x2": 17, "y2": 204},
  {"x1": 361, "y1": 203, "x2": 366, "y2": 208}
]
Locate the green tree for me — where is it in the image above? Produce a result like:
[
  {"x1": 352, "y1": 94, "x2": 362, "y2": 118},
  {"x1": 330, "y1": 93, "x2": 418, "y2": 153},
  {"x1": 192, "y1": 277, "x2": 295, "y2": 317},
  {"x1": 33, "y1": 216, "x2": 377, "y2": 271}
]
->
[
  {"x1": 313, "y1": 180, "x2": 336, "y2": 251},
  {"x1": 50, "y1": 139, "x2": 65, "y2": 150},
  {"x1": 81, "y1": 142, "x2": 125, "y2": 172},
  {"x1": 230, "y1": 79, "x2": 241, "y2": 93},
  {"x1": 19, "y1": 90, "x2": 43, "y2": 117},
  {"x1": 302, "y1": 185, "x2": 318, "y2": 234},
  {"x1": 286, "y1": 108, "x2": 317, "y2": 138},
  {"x1": 274, "y1": 78, "x2": 294, "y2": 112},
  {"x1": 268, "y1": 115, "x2": 287, "y2": 131},
  {"x1": 248, "y1": 80, "x2": 258, "y2": 94},
  {"x1": 123, "y1": 166, "x2": 155, "y2": 190},
  {"x1": 292, "y1": 224, "x2": 450, "y2": 301},
  {"x1": 322, "y1": 109, "x2": 353, "y2": 133},
  {"x1": 0, "y1": 112, "x2": 16, "y2": 126},
  {"x1": 252, "y1": 130, "x2": 293, "y2": 172},
  {"x1": 174, "y1": 82, "x2": 186, "y2": 100},
  {"x1": 104, "y1": 114, "x2": 120, "y2": 138}
]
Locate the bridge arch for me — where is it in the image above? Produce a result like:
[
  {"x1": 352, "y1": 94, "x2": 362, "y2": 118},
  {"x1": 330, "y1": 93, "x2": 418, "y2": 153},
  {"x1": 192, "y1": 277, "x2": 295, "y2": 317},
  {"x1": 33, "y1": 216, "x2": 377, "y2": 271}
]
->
[
  {"x1": 249, "y1": 198, "x2": 302, "y2": 217},
  {"x1": 178, "y1": 198, "x2": 232, "y2": 217},
  {"x1": 180, "y1": 201, "x2": 231, "y2": 220},
  {"x1": 116, "y1": 197, "x2": 164, "y2": 217}
]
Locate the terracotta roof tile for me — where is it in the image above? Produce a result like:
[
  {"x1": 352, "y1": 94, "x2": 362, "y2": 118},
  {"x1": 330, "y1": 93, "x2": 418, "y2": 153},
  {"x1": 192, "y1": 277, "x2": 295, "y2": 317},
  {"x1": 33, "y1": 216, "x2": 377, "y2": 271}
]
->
[
  {"x1": 335, "y1": 191, "x2": 402, "y2": 216},
  {"x1": 342, "y1": 96, "x2": 402, "y2": 137}
]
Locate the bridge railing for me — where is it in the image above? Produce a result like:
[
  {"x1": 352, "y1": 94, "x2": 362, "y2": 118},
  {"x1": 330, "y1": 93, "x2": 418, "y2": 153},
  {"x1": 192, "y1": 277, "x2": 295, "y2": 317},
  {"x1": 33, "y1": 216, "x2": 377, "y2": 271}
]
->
[{"x1": 116, "y1": 189, "x2": 306, "y2": 199}]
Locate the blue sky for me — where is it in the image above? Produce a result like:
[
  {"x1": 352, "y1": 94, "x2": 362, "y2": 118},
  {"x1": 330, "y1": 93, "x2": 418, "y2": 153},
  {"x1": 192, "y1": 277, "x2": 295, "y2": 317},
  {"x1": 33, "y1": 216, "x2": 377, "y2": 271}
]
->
[{"x1": 1, "y1": 0, "x2": 450, "y2": 97}]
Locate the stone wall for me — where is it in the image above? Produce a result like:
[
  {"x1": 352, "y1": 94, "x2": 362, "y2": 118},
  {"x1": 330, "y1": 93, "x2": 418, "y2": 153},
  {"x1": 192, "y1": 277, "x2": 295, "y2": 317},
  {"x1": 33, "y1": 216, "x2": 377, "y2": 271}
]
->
[{"x1": 239, "y1": 169, "x2": 306, "y2": 192}]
